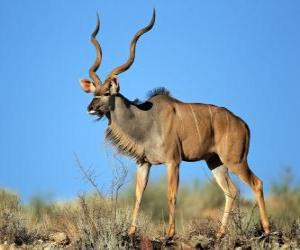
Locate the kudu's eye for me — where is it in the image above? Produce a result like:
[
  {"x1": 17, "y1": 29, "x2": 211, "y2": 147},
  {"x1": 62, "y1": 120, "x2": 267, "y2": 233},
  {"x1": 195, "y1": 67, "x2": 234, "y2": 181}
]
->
[{"x1": 104, "y1": 93, "x2": 110, "y2": 96}]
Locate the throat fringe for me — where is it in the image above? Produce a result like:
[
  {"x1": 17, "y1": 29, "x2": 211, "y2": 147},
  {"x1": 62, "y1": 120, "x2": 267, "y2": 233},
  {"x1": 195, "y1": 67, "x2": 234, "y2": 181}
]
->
[{"x1": 105, "y1": 123, "x2": 145, "y2": 160}]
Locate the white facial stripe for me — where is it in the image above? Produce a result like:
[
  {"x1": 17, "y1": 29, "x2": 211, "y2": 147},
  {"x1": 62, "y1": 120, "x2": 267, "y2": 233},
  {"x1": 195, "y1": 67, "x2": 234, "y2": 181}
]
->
[
  {"x1": 88, "y1": 110, "x2": 96, "y2": 114},
  {"x1": 94, "y1": 96, "x2": 101, "y2": 99}
]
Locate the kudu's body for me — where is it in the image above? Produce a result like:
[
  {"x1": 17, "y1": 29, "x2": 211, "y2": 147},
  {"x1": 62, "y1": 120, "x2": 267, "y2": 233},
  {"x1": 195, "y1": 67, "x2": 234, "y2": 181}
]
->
[
  {"x1": 79, "y1": 10, "x2": 270, "y2": 238},
  {"x1": 108, "y1": 93, "x2": 247, "y2": 165}
]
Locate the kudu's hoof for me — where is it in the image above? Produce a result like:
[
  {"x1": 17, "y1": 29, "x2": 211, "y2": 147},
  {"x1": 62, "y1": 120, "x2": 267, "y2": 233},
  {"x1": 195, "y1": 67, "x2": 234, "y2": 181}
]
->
[
  {"x1": 164, "y1": 235, "x2": 173, "y2": 242},
  {"x1": 128, "y1": 225, "x2": 137, "y2": 236},
  {"x1": 163, "y1": 236, "x2": 176, "y2": 247},
  {"x1": 165, "y1": 227, "x2": 175, "y2": 241},
  {"x1": 216, "y1": 232, "x2": 225, "y2": 239},
  {"x1": 216, "y1": 228, "x2": 226, "y2": 239},
  {"x1": 258, "y1": 232, "x2": 271, "y2": 241}
]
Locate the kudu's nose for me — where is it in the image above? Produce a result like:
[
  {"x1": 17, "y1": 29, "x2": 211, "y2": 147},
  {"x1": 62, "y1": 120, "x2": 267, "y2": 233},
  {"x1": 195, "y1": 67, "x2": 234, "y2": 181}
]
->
[{"x1": 87, "y1": 104, "x2": 96, "y2": 114}]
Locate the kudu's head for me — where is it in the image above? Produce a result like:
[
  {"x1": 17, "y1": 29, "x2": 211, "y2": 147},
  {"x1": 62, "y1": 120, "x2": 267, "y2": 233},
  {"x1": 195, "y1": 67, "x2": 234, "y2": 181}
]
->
[{"x1": 80, "y1": 10, "x2": 155, "y2": 118}]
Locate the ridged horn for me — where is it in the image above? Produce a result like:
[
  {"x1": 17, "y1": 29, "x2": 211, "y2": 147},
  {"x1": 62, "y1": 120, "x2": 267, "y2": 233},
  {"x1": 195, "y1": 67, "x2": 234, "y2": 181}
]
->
[
  {"x1": 106, "y1": 9, "x2": 155, "y2": 79},
  {"x1": 89, "y1": 13, "x2": 103, "y2": 86}
]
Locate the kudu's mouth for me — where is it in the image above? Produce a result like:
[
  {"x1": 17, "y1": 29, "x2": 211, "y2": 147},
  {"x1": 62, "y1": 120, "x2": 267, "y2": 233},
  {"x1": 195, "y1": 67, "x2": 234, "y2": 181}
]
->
[{"x1": 88, "y1": 109, "x2": 104, "y2": 118}]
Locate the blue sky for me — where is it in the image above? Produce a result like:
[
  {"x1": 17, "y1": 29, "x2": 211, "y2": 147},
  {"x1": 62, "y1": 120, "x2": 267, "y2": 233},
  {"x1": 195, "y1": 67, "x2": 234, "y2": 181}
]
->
[{"x1": 0, "y1": 0, "x2": 299, "y2": 202}]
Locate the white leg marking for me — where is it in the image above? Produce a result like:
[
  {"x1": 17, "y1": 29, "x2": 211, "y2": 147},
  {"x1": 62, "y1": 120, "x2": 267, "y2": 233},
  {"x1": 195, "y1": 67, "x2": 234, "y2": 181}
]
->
[{"x1": 212, "y1": 165, "x2": 238, "y2": 231}]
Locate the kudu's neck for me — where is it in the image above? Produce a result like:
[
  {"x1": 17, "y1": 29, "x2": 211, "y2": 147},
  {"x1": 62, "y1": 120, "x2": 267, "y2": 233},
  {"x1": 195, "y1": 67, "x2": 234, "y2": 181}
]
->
[
  {"x1": 106, "y1": 94, "x2": 151, "y2": 160},
  {"x1": 109, "y1": 94, "x2": 135, "y2": 125},
  {"x1": 108, "y1": 94, "x2": 152, "y2": 141}
]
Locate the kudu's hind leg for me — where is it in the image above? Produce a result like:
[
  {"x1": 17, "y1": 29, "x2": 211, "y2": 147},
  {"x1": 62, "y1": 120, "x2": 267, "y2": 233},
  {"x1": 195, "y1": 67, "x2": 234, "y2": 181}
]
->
[
  {"x1": 128, "y1": 162, "x2": 151, "y2": 236},
  {"x1": 211, "y1": 165, "x2": 238, "y2": 237},
  {"x1": 166, "y1": 161, "x2": 180, "y2": 239},
  {"x1": 228, "y1": 162, "x2": 270, "y2": 235}
]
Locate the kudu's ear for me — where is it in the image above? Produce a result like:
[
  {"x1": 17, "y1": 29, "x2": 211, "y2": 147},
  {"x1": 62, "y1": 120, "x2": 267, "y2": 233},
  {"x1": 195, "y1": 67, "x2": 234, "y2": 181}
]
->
[
  {"x1": 80, "y1": 79, "x2": 96, "y2": 93},
  {"x1": 109, "y1": 76, "x2": 120, "y2": 95}
]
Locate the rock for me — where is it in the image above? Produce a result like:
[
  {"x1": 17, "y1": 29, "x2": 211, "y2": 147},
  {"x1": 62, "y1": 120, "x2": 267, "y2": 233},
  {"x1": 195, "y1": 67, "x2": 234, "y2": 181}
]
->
[
  {"x1": 151, "y1": 239, "x2": 163, "y2": 249},
  {"x1": 49, "y1": 232, "x2": 69, "y2": 245},
  {"x1": 190, "y1": 235, "x2": 212, "y2": 249}
]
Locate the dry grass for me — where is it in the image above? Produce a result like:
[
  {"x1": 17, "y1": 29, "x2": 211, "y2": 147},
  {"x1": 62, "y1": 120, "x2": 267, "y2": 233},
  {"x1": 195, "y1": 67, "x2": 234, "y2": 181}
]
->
[{"x1": 0, "y1": 168, "x2": 299, "y2": 249}]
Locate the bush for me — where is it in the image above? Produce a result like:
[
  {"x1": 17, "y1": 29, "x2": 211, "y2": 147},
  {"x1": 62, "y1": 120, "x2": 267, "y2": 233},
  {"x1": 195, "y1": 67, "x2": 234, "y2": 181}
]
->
[{"x1": 0, "y1": 189, "x2": 32, "y2": 245}]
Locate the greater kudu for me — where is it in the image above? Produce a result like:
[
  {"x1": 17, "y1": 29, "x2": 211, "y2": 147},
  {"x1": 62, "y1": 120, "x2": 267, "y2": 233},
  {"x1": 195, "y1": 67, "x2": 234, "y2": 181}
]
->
[{"x1": 79, "y1": 10, "x2": 270, "y2": 238}]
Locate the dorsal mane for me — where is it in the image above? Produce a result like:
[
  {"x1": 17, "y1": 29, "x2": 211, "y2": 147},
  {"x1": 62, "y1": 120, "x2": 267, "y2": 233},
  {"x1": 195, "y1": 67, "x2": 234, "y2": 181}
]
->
[
  {"x1": 147, "y1": 87, "x2": 171, "y2": 99},
  {"x1": 131, "y1": 87, "x2": 172, "y2": 105}
]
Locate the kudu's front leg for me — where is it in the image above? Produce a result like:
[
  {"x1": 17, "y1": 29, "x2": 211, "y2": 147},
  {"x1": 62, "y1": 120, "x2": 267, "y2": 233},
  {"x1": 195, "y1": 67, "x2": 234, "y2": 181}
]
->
[
  {"x1": 128, "y1": 162, "x2": 151, "y2": 236},
  {"x1": 166, "y1": 161, "x2": 180, "y2": 239}
]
